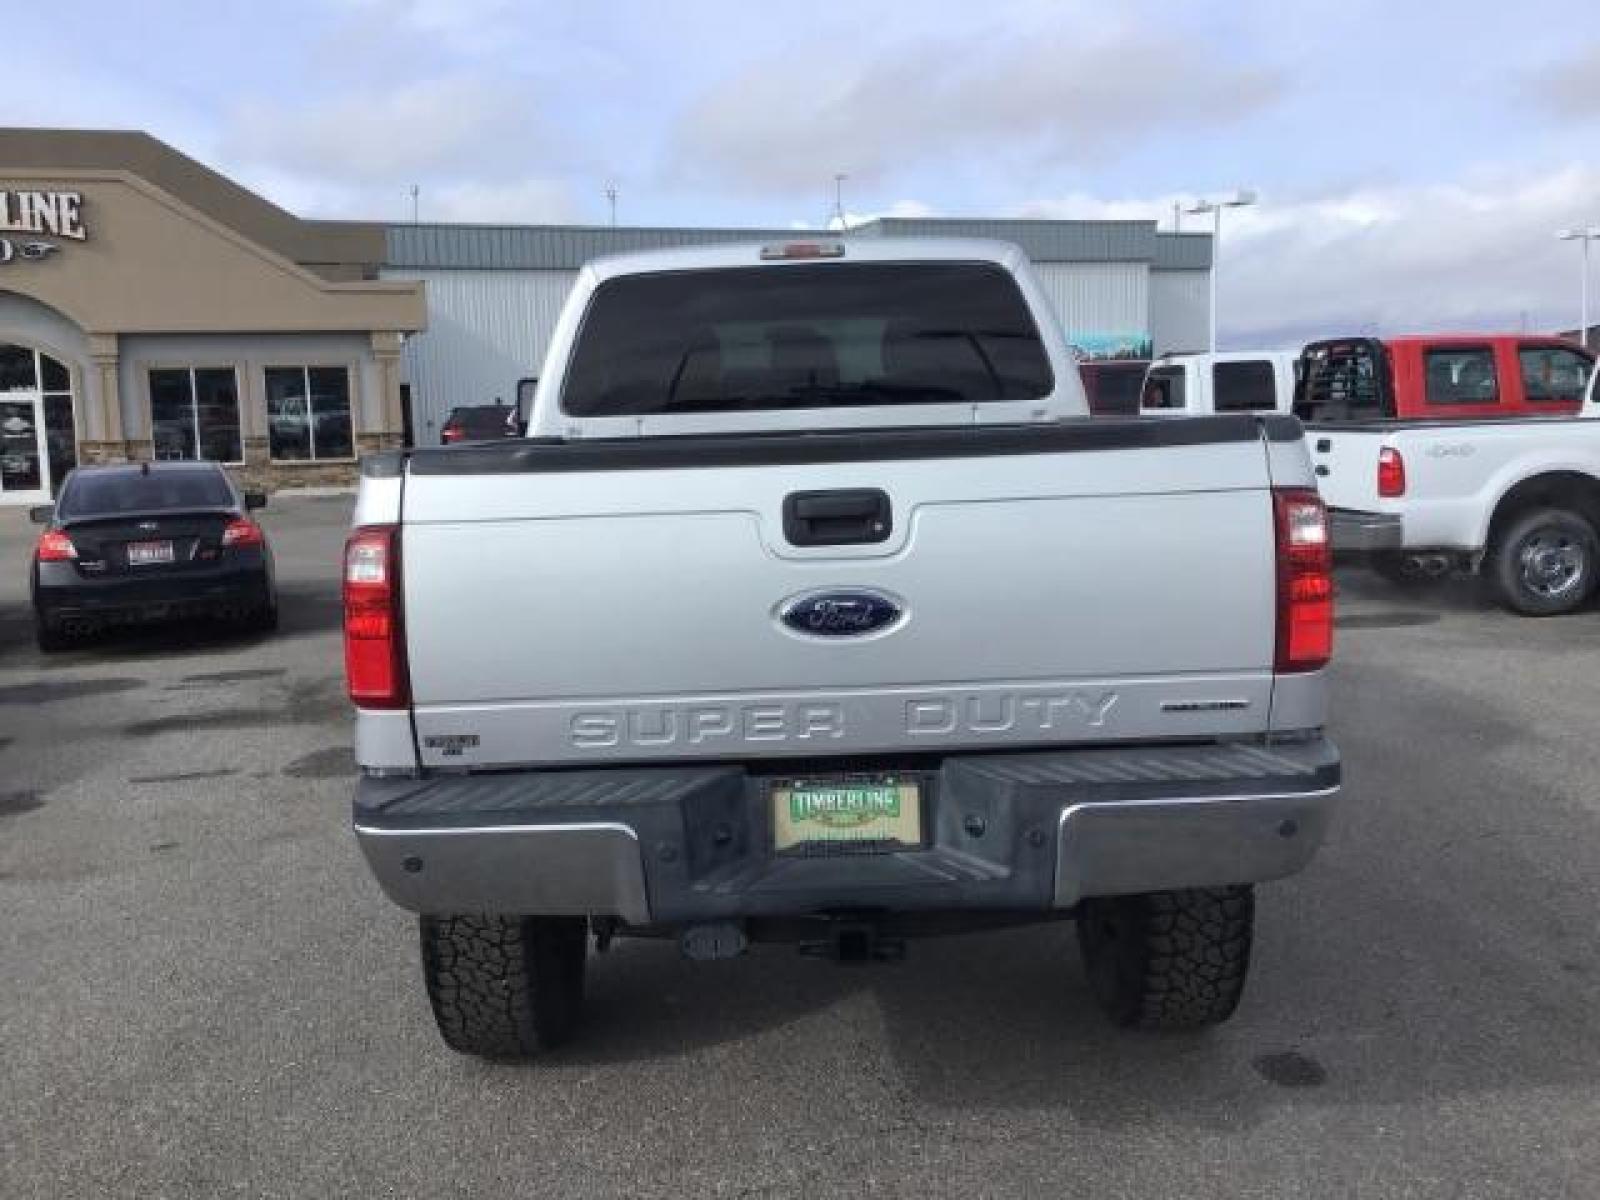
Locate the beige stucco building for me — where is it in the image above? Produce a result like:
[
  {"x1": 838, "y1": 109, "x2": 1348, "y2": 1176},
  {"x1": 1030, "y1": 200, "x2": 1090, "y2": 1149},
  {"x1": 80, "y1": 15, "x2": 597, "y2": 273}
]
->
[{"x1": 0, "y1": 128, "x2": 425, "y2": 504}]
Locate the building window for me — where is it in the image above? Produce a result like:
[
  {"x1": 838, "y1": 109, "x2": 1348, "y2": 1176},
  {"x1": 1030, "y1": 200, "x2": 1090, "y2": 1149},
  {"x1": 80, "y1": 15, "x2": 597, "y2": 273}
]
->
[
  {"x1": 149, "y1": 367, "x2": 242, "y2": 462},
  {"x1": 0, "y1": 343, "x2": 77, "y2": 493},
  {"x1": 0, "y1": 343, "x2": 36, "y2": 392},
  {"x1": 1424, "y1": 348, "x2": 1497, "y2": 406},
  {"x1": 266, "y1": 366, "x2": 354, "y2": 461},
  {"x1": 1519, "y1": 345, "x2": 1592, "y2": 404},
  {"x1": 1213, "y1": 360, "x2": 1279, "y2": 411}
]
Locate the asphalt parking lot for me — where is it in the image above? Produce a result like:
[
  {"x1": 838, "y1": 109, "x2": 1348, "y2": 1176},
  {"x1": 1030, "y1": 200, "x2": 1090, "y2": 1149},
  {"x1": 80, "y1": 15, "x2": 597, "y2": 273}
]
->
[{"x1": 3, "y1": 496, "x2": 1599, "y2": 1199}]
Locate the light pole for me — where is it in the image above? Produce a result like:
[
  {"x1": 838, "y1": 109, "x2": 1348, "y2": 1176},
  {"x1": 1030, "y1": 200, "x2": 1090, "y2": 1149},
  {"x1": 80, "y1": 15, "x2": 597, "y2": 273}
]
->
[
  {"x1": 1186, "y1": 189, "x2": 1257, "y2": 352},
  {"x1": 1557, "y1": 227, "x2": 1600, "y2": 347}
]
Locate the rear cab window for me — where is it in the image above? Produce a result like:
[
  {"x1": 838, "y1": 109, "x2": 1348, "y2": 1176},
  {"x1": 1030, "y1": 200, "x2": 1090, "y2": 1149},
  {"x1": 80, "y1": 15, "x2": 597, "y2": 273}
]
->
[
  {"x1": 1141, "y1": 365, "x2": 1186, "y2": 410},
  {"x1": 1212, "y1": 360, "x2": 1278, "y2": 412},
  {"x1": 58, "y1": 468, "x2": 234, "y2": 518},
  {"x1": 1518, "y1": 345, "x2": 1593, "y2": 406},
  {"x1": 1294, "y1": 340, "x2": 1393, "y2": 423},
  {"x1": 1424, "y1": 347, "x2": 1499, "y2": 407},
  {"x1": 560, "y1": 262, "x2": 1054, "y2": 417}
]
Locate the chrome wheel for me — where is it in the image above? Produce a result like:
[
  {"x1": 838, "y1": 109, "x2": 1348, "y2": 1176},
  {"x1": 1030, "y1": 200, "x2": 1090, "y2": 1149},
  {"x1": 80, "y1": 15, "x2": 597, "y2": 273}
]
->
[{"x1": 1517, "y1": 529, "x2": 1587, "y2": 600}]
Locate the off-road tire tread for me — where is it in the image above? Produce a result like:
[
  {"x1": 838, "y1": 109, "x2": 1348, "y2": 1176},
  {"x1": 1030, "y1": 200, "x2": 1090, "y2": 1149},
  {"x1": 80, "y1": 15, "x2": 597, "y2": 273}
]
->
[
  {"x1": 419, "y1": 914, "x2": 586, "y2": 1059},
  {"x1": 1079, "y1": 885, "x2": 1254, "y2": 1031}
]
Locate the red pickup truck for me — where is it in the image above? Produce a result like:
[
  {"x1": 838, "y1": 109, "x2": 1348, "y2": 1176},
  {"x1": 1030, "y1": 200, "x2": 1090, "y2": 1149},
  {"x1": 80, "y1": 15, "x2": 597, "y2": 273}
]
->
[{"x1": 1294, "y1": 334, "x2": 1593, "y2": 423}]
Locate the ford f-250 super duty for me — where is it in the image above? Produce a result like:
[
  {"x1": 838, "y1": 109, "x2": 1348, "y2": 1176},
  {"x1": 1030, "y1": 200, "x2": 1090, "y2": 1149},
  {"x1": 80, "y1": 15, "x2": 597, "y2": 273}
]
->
[
  {"x1": 345, "y1": 238, "x2": 1341, "y2": 1058},
  {"x1": 1297, "y1": 337, "x2": 1599, "y2": 613}
]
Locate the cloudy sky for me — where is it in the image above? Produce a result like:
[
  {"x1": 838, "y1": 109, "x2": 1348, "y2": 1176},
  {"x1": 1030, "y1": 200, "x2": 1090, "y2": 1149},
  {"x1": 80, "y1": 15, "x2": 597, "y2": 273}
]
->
[{"x1": 11, "y1": 0, "x2": 1600, "y2": 345}]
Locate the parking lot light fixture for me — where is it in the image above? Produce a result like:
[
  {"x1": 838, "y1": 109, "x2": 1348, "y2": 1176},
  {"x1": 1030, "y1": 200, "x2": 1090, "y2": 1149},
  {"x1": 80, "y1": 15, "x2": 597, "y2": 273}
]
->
[
  {"x1": 1186, "y1": 190, "x2": 1258, "y2": 352},
  {"x1": 1557, "y1": 227, "x2": 1600, "y2": 348}
]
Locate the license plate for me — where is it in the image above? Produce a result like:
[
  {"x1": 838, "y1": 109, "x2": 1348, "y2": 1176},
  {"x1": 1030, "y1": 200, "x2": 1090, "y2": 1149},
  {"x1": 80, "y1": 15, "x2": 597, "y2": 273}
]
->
[
  {"x1": 771, "y1": 776, "x2": 923, "y2": 852},
  {"x1": 126, "y1": 540, "x2": 175, "y2": 566}
]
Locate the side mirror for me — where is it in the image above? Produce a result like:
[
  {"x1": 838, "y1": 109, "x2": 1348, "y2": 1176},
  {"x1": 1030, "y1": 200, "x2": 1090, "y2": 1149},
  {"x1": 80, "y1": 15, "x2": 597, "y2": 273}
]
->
[
  {"x1": 244, "y1": 491, "x2": 268, "y2": 510},
  {"x1": 28, "y1": 504, "x2": 53, "y2": 524}
]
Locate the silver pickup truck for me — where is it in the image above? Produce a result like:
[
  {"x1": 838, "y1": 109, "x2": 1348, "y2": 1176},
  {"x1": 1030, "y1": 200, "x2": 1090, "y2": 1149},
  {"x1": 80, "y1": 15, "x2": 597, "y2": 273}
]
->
[{"x1": 345, "y1": 238, "x2": 1341, "y2": 1058}]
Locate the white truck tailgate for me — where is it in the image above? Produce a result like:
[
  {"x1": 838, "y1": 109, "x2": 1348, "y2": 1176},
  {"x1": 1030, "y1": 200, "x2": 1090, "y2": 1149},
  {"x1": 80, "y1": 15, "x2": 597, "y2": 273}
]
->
[{"x1": 1307, "y1": 427, "x2": 1386, "y2": 512}]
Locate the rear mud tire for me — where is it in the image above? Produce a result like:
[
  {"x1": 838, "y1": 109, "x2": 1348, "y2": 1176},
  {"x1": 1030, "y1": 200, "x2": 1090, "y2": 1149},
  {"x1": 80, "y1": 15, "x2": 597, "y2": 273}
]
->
[
  {"x1": 1077, "y1": 886, "x2": 1254, "y2": 1031},
  {"x1": 1488, "y1": 508, "x2": 1598, "y2": 617},
  {"x1": 419, "y1": 915, "x2": 588, "y2": 1059}
]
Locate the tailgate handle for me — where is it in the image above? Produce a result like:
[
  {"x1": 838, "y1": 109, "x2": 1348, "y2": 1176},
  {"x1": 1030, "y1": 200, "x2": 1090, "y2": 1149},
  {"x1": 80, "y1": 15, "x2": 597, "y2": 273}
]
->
[
  {"x1": 783, "y1": 489, "x2": 892, "y2": 546},
  {"x1": 1316, "y1": 438, "x2": 1331, "y2": 453}
]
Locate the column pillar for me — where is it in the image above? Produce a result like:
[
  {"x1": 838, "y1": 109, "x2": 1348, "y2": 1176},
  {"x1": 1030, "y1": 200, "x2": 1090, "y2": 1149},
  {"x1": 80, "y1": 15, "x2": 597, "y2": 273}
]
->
[
  {"x1": 364, "y1": 330, "x2": 405, "y2": 454},
  {"x1": 81, "y1": 332, "x2": 128, "y2": 464}
]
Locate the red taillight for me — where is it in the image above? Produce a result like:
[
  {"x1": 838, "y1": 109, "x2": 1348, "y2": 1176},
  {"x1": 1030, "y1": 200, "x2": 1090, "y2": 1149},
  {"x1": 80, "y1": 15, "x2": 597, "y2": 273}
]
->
[
  {"x1": 343, "y1": 525, "x2": 409, "y2": 709},
  {"x1": 441, "y1": 426, "x2": 463, "y2": 444},
  {"x1": 1377, "y1": 447, "x2": 1406, "y2": 498},
  {"x1": 36, "y1": 530, "x2": 76, "y2": 562},
  {"x1": 222, "y1": 517, "x2": 265, "y2": 548},
  {"x1": 1273, "y1": 488, "x2": 1333, "y2": 673}
]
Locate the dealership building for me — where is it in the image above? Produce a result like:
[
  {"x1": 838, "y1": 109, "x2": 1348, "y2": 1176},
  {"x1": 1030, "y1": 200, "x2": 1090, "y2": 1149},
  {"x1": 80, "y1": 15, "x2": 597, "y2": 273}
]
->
[{"x1": 0, "y1": 128, "x2": 1213, "y2": 502}]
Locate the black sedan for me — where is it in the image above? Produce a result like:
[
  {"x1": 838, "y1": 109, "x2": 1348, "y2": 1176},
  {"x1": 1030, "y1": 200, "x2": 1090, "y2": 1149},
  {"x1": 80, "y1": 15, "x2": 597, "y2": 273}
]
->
[
  {"x1": 30, "y1": 461, "x2": 277, "y2": 652},
  {"x1": 439, "y1": 404, "x2": 519, "y2": 444}
]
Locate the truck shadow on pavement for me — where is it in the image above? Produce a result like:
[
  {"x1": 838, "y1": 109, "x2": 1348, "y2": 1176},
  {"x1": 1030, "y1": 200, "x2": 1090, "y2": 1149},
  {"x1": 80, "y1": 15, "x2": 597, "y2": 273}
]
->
[
  {"x1": 863, "y1": 656, "x2": 1600, "y2": 1127},
  {"x1": 548, "y1": 656, "x2": 1600, "y2": 1134},
  {"x1": 1335, "y1": 565, "x2": 1599, "y2": 617}
]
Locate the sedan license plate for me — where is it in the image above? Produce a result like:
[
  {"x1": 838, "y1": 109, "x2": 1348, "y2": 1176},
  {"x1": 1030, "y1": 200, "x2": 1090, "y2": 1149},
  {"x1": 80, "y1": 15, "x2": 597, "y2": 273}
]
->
[
  {"x1": 772, "y1": 776, "x2": 923, "y2": 852},
  {"x1": 126, "y1": 540, "x2": 175, "y2": 566}
]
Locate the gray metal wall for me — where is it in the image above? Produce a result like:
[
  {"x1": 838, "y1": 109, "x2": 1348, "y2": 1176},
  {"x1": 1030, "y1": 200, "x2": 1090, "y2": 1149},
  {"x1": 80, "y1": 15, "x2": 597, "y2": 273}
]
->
[
  {"x1": 384, "y1": 268, "x2": 574, "y2": 444},
  {"x1": 1149, "y1": 269, "x2": 1210, "y2": 356},
  {"x1": 1031, "y1": 262, "x2": 1148, "y2": 343}
]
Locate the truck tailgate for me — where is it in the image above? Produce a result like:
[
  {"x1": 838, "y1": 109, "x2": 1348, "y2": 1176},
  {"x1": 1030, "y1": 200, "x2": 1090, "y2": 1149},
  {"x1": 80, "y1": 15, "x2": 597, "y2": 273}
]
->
[
  {"x1": 1306, "y1": 426, "x2": 1387, "y2": 512},
  {"x1": 399, "y1": 423, "x2": 1284, "y2": 767}
]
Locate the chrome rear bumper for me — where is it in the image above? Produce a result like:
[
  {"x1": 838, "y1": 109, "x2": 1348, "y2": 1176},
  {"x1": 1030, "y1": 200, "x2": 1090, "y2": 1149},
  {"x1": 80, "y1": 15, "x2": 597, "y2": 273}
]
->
[
  {"x1": 1329, "y1": 508, "x2": 1403, "y2": 553},
  {"x1": 354, "y1": 739, "x2": 1340, "y2": 922}
]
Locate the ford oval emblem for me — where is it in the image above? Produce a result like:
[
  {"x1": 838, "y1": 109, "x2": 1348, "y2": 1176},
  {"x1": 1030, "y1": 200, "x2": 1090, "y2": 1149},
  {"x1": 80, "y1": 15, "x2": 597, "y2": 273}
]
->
[{"x1": 779, "y1": 589, "x2": 904, "y2": 638}]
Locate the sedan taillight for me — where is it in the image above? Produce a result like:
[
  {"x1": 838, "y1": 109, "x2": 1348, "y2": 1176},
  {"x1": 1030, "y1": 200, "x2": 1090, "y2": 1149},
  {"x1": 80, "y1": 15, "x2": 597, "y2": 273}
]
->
[
  {"x1": 222, "y1": 517, "x2": 266, "y2": 548},
  {"x1": 36, "y1": 530, "x2": 76, "y2": 562},
  {"x1": 343, "y1": 525, "x2": 409, "y2": 709}
]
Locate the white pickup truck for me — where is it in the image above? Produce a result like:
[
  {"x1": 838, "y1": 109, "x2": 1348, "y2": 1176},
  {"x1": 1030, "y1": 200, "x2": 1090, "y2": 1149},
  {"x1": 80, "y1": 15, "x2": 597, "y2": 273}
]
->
[
  {"x1": 344, "y1": 238, "x2": 1341, "y2": 1058},
  {"x1": 1141, "y1": 351, "x2": 1296, "y2": 417},
  {"x1": 1301, "y1": 343, "x2": 1600, "y2": 615}
]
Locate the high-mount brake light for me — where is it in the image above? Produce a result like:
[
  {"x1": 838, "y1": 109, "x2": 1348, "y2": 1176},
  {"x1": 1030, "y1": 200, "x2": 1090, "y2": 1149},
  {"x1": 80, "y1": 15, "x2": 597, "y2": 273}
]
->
[{"x1": 759, "y1": 242, "x2": 846, "y2": 261}]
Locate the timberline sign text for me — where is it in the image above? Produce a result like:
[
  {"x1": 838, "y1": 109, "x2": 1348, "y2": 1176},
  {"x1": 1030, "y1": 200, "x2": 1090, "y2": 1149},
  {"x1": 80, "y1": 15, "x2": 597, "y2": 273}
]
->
[{"x1": 0, "y1": 191, "x2": 86, "y2": 240}]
